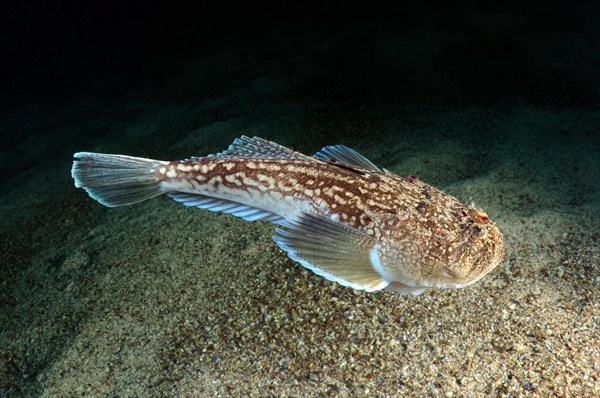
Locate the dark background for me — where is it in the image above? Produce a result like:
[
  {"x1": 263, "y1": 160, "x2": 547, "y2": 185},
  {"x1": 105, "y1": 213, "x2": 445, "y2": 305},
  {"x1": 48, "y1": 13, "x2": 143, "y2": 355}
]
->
[
  {"x1": 2, "y1": 1, "x2": 599, "y2": 105},
  {"x1": 2, "y1": 0, "x2": 598, "y2": 187}
]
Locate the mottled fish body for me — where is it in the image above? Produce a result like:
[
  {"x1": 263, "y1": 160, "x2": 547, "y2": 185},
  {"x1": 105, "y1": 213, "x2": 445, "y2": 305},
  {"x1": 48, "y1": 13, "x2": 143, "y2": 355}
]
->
[{"x1": 72, "y1": 136, "x2": 504, "y2": 295}]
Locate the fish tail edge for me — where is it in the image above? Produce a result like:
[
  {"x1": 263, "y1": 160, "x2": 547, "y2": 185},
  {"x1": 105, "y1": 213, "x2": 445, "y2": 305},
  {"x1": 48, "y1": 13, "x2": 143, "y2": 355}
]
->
[{"x1": 72, "y1": 152, "x2": 165, "y2": 207}]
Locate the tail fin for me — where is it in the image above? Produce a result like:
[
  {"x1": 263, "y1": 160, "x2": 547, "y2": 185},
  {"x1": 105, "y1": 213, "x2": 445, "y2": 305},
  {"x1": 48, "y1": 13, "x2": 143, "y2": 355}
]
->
[{"x1": 71, "y1": 152, "x2": 166, "y2": 207}]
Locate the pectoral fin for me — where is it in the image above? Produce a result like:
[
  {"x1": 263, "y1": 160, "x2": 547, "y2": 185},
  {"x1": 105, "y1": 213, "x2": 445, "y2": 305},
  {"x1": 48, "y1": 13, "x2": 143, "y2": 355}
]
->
[{"x1": 272, "y1": 212, "x2": 389, "y2": 292}]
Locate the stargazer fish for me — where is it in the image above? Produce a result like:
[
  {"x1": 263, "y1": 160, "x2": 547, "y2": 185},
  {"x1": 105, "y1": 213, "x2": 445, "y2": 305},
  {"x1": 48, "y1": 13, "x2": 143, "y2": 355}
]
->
[{"x1": 71, "y1": 136, "x2": 504, "y2": 295}]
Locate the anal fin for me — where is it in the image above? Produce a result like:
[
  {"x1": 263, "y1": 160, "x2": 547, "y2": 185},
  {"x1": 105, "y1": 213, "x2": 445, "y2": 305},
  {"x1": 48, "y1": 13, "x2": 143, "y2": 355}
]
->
[{"x1": 168, "y1": 192, "x2": 284, "y2": 224}]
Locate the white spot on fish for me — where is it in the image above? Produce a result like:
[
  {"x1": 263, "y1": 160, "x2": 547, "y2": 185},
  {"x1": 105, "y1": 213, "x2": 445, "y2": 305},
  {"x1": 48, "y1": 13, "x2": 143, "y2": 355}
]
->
[
  {"x1": 177, "y1": 164, "x2": 192, "y2": 172},
  {"x1": 333, "y1": 194, "x2": 347, "y2": 205},
  {"x1": 203, "y1": 164, "x2": 216, "y2": 173},
  {"x1": 225, "y1": 174, "x2": 242, "y2": 186},
  {"x1": 207, "y1": 175, "x2": 222, "y2": 189}
]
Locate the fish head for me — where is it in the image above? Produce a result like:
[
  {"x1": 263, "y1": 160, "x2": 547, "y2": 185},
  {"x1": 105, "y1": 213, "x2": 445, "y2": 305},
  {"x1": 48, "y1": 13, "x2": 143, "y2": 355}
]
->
[
  {"x1": 440, "y1": 208, "x2": 505, "y2": 288},
  {"x1": 380, "y1": 206, "x2": 504, "y2": 290}
]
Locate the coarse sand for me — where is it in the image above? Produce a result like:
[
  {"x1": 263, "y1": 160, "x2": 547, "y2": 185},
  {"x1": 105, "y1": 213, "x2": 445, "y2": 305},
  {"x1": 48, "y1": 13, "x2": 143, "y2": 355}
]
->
[{"x1": 0, "y1": 97, "x2": 598, "y2": 397}]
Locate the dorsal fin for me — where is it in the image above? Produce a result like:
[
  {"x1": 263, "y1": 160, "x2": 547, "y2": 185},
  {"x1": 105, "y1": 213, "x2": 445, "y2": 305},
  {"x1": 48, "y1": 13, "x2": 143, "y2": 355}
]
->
[
  {"x1": 313, "y1": 145, "x2": 382, "y2": 172},
  {"x1": 191, "y1": 136, "x2": 315, "y2": 161}
]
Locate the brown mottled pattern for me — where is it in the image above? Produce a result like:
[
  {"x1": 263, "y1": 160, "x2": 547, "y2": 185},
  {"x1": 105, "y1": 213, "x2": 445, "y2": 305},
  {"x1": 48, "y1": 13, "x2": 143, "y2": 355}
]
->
[{"x1": 157, "y1": 156, "x2": 504, "y2": 289}]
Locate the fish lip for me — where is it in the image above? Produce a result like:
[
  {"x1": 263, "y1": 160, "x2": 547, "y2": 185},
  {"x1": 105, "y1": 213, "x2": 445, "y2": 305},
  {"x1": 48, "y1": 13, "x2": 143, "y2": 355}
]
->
[
  {"x1": 393, "y1": 273, "x2": 487, "y2": 289},
  {"x1": 391, "y1": 278, "x2": 437, "y2": 289}
]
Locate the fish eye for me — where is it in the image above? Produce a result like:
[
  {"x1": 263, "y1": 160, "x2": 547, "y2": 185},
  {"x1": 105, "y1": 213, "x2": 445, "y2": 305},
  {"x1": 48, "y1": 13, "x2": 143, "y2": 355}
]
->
[{"x1": 471, "y1": 224, "x2": 486, "y2": 238}]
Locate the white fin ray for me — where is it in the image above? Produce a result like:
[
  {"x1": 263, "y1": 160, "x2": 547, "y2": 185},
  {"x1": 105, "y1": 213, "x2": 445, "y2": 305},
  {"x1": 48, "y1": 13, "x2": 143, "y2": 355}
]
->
[
  {"x1": 168, "y1": 192, "x2": 284, "y2": 224},
  {"x1": 272, "y1": 212, "x2": 388, "y2": 292},
  {"x1": 206, "y1": 202, "x2": 240, "y2": 212},
  {"x1": 190, "y1": 136, "x2": 315, "y2": 161},
  {"x1": 313, "y1": 145, "x2": 382, "y2": 172},
  {"x1": 230, "y1": 207, "x2": 261, "y2": 217},
  {"x1": 71, "y1": 152, "x2": 164, "y2": 207},
  {"x1": 244, "y1": 211, "x2": 277, "y2": 221}
]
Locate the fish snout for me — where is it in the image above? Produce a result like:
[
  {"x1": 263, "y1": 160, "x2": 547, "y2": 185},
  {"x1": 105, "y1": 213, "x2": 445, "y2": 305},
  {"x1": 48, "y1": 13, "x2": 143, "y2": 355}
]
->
[{"x1": 453, "y1": 222, "x2": 504, "y2": 286}]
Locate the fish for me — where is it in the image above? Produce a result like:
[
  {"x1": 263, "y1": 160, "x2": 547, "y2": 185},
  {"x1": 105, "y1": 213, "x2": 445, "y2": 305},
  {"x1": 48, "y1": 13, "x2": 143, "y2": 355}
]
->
[{"x1": 71, "y1": 136, "x2": 504, "y2": 295}]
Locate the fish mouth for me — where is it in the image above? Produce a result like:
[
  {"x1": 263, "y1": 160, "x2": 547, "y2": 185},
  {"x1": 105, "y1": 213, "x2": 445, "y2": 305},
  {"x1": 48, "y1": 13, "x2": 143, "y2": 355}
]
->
[
  {"x1": 396, "y1": 277, "x2": 484, "y2": 290},
  {"x1": 395, "y1": 279, "x2": 477, "y2": 290},
  {"x1": 393, "y1": 260, "x2": 499, "y2": 289},
  {"x1": 445, "y1": 246, "x2": 504, "y2": 289}
]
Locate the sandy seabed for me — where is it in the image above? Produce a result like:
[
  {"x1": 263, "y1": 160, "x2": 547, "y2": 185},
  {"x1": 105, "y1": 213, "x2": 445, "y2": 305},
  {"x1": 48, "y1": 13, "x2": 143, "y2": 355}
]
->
[{"x1": 1, "y1": 42, "x2": 599, "y2": 397}]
